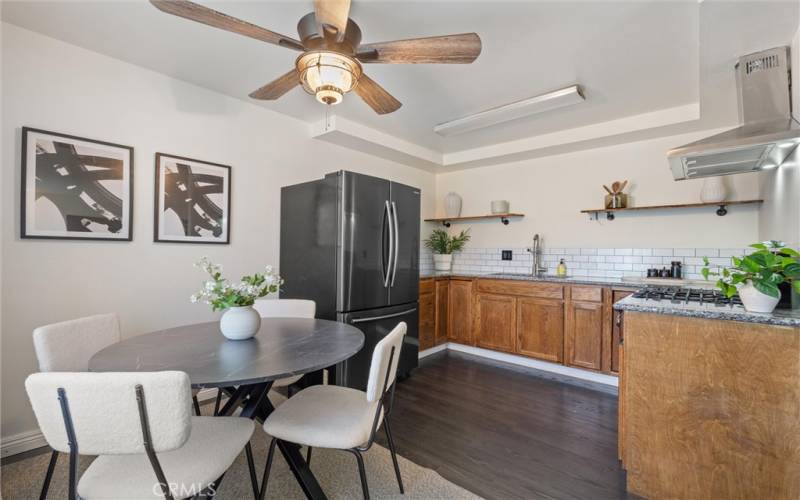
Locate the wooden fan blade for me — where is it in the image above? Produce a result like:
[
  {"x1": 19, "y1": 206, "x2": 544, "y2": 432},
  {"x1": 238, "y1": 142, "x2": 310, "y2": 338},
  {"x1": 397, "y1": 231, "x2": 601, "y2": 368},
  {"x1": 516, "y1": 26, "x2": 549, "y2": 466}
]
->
[
  {"x1": 356, "y1": 33, "x2": 481, "y2": 64},
  {"x1": 313, "y1": 0, "x2": 351, "y2": 42},
  {"x1": 150, "y1": 0, "x2": 304, "y2": 51},
  {"x1": 249, "y1": 70, "x2": 300, "y2": 100},
  {"x1": 354, "y1": 74, "x2": 402, "y2": 115}
]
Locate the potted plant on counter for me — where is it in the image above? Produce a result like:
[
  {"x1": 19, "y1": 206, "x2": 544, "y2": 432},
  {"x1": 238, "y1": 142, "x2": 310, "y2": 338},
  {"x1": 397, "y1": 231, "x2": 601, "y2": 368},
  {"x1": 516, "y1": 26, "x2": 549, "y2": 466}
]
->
[
  {"x1": 425, "y1": 228, "x2": 471, "y2": 272},
  {"x1": 191, "y1": 257, "x2": 283, "y2": 340},
  {"x1": 702, "y1": 241, "x2": 800, "y2": 313}
]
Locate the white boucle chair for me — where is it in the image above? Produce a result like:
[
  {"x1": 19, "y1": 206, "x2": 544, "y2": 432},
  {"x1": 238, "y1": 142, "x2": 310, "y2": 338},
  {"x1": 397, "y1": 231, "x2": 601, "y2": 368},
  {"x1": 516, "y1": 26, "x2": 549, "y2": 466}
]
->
[
  {"x1": 25, "y1": 371, "x2": 258, "y2": 500},
  {"x1": 32, "y1": 313, "x2": 121, "y2": 499},
  {"x1": 252, "y1": 299, "x2": 316, "y2": 393},
  {"x1": 259, "y1": 322, "x2": 407, "y2": 500}
]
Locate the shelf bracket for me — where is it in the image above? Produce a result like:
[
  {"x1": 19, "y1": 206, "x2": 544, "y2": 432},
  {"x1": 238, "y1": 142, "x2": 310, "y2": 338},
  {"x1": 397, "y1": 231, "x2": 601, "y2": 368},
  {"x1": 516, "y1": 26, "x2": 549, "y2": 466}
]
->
[
  {"x1": 500, "y1": 217, "x2": 510, "y2": 225},
  {"x1": 606, "y1": 212, "x2": 615, "y2": 221},
  {"x1": 716, "y1": 205, "x2": 728, "y2": 216},
  {"x1": 441, "y1": 221, "x2": 451, "y2": 228}
]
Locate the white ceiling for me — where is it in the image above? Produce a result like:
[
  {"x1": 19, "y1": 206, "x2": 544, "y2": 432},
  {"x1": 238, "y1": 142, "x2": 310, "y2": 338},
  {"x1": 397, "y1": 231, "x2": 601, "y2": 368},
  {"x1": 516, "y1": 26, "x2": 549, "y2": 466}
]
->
[{"x1": 2, "y1": 0, "x2": 799, "y2": 159}]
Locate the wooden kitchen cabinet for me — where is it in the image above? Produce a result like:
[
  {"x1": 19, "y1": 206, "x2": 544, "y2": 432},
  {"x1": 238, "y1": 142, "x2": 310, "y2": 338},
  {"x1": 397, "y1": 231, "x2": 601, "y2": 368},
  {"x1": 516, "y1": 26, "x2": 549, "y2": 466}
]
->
[
  {"x1": 565, "y1": 298, "x2": 604, "y2": 371},
  {"x1": 418, "y1": 278, "x2": 436, "y2": 351},
  {"x1": 517, "y1": 297, "x2": 564, "y2": 362},
  {"x1": 434, "y1": 279, "x2": 449, "y2": 345},
  {"x1": 475, "y1": 294, "x2": 516, "y2": 352},
  {"x1": 448, "y1": 279, "x2": 473, "y2": 344},
  {"x1": 611, "y1": 289, "x2": 634, "y2": 374}
]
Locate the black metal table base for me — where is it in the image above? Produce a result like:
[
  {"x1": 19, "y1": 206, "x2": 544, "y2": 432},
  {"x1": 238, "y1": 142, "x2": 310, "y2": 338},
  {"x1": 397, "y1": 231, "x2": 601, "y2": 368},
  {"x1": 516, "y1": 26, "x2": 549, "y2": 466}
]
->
[{"x1": 215, "y1": 383, "x2": 327, "y2": 500}]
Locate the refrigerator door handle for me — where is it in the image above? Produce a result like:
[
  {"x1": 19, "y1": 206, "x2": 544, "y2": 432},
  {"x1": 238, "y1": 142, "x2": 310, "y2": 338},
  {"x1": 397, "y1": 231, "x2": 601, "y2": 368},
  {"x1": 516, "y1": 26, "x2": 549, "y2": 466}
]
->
[
  {"x1": 350, "y1": 308, "x2": 417, "y2": 324},
  {"x1": 383, "y1": 200, "x2": 393, "y2": 288},
  {"x1": 390, "y1": 201, "x2": 399, "y2": 286}
]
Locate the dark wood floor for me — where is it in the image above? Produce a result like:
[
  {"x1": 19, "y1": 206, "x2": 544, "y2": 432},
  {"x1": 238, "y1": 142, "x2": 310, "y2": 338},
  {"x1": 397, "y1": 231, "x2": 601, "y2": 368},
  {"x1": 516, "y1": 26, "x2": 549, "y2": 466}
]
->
[{"x1": 375, "y1": 351, "x2": 629, "y2": 500}]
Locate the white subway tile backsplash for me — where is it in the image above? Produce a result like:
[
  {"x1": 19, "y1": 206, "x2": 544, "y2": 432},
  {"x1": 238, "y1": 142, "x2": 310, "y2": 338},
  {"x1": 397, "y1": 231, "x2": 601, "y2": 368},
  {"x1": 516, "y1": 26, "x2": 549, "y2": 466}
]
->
[{"x1": 424, "y1": 245, "x2": 745, "y2": 280}]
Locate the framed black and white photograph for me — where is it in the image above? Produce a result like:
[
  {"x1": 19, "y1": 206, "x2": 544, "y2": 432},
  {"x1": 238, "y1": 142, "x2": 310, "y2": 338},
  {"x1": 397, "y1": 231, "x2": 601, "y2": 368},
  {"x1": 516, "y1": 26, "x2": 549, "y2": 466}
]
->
[
  {"x1": 154, "y1": 153, "x2": 231, "y2": 244},
  {"x1": 21, "y1": 127, "x2": 134, "y2": 241}
]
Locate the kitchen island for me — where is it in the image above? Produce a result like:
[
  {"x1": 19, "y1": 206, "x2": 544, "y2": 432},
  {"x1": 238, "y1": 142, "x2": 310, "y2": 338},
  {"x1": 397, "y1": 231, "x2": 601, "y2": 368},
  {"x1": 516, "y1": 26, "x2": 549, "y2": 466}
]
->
[{"x1": 614, "y1": 296, "x2": 800, "y2": 499}]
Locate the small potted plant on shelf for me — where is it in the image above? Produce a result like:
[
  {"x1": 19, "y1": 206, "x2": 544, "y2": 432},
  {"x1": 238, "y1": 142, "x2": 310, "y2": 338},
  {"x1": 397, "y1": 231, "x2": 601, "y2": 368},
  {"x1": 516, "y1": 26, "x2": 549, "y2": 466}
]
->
[
  {"x1": 191, "y1": 257, "x2": 283, "y2": 340},
  {"x1": 425, "y1": 228, "x2": 471, "y2": 272},
  {"x1": 702, "y1": 240, "x2": 800, "y2": 313}
]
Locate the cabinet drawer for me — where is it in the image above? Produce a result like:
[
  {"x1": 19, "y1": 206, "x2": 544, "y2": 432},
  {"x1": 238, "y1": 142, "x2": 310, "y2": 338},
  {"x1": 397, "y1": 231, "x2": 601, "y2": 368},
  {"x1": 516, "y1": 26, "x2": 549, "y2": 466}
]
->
[
  {"x1": 420, "y1": 278, "x2": 434, "y2": 294},
  {"x1": 570, "y1": 285, "x2": 603, "y2": 303},
  {"x1": 477, "y1": 279, "x2": 563, "y2": 300}
]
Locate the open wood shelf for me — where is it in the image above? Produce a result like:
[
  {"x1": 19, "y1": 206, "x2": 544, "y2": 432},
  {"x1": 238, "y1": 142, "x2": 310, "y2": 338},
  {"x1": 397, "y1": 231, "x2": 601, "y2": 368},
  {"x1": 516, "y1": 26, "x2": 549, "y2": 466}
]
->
[
  {"x1": 424, "y1": 213, "x2": 524, "y2": 227},
  {"x1": 580, "y1": 200, "x2": 763, "y2": 220}
]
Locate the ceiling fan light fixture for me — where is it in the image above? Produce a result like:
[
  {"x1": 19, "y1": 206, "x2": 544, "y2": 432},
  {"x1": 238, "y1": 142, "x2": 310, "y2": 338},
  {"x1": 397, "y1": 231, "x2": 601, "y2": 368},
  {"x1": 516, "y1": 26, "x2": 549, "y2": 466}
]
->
[{"x1": 297, "y1": 51, "x2": 362, "y2": 106}]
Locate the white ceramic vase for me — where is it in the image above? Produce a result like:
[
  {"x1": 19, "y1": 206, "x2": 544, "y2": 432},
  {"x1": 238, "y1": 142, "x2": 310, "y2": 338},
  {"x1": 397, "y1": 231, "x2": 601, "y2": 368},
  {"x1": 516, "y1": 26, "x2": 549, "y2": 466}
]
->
[
  {"x1": 737, "y1": 281, "x2": 781, "y2": 313},
  {"x1": 444, "y1": 192, "x2": 462, "y2": 218},
  {"x1": 700, "y1": 177, "x2": 726, "y2": 203},
  {"x1": 433, "y1": 254, "x2": 453, "y2": 272},
  {"x1": 220, "y1": 305, "x2": 261, "y2": 340}
]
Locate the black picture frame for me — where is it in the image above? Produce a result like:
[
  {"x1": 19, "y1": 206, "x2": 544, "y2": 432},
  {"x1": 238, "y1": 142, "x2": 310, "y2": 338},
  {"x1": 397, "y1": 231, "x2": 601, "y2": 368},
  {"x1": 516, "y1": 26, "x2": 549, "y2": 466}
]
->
[
  {"x1": 21, "y1": 126, "x2": 134, "y2": 241},
  {"x1": 153, "y1": 152, "x2": 232, "y2": 244}
]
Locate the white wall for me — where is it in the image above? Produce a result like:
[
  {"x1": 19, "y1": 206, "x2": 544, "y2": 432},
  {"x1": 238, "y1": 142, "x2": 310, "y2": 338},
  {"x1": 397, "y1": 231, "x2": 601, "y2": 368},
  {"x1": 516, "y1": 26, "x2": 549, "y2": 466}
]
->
[
  {"x1": 0, "y1": 24, "x2": 435, "y2": 443},
  {"x1": 435, "y1": 131, "x2": 761, "y2": 249}
]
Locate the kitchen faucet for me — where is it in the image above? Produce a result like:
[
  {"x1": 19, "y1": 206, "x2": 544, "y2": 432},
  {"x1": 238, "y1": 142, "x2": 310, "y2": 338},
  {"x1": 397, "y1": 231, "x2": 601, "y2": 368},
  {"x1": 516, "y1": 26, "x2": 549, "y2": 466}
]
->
[{"x1": 527, "y1": 234, "x2": 547, "y2": 277}]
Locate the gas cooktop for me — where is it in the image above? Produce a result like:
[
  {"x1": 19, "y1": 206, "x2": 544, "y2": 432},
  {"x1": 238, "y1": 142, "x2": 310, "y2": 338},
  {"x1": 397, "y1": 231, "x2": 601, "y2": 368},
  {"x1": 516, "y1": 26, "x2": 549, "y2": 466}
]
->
[{"x1": 632, "y1": 286, "x2": 743, "y2": 306}]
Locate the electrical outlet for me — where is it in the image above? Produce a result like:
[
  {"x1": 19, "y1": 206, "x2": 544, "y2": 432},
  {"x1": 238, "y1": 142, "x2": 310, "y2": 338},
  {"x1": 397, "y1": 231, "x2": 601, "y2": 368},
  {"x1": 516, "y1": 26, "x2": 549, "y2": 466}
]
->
[{"x1": 501, "y1": 250, "x2": 513, "y2": 261}]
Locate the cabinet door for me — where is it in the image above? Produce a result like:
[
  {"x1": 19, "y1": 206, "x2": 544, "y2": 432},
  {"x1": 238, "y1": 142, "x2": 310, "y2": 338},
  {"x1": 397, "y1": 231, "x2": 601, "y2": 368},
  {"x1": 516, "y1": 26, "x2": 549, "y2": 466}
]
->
[
  {"x1": 434, "y1": 279, "x2": 449, "y2": 345},
  {"x1": 611, "y1": 290, "x2": 634, "y2": 373},
  {"x1": 475, "y1": 294, "x2": 516, "y2": 352},
  {"x1": 565, "y1": 301, "x2": 604, "y2": 370},
  {"x1": 447, "y1": 279, "x2": 473, "y2": 344},
  {"x1": 419, "y1": 291, "x2": 435, "y2": 351},
  {"x1": 517, "y1": 298, "x2": 564, "y2": 362}
]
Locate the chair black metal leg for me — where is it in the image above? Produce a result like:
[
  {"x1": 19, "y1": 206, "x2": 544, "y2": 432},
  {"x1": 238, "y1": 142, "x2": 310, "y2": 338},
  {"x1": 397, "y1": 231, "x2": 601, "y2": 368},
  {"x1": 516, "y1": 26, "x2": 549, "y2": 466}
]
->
[
  {"x1": 351, "y1": 449, "x2": 370, "y2": 500},
  {"x1": 258, "y1": 438, "x2": 278, "y2": 500},
  {"x1": 38, "y1": 450, "x2": 58, "y2": 500},
  {"x1": 245, "y1": 442, "x2": 259, "y2": 500},
  {"x1": 383, "y1": 420, "x2": 404, "y2": 494},
  {"x1": 193, "y1": 395, "x2": 202, "y2": 416},
  {"x1": 306, "y1": 446, "x2": 312, "y2": 466}
]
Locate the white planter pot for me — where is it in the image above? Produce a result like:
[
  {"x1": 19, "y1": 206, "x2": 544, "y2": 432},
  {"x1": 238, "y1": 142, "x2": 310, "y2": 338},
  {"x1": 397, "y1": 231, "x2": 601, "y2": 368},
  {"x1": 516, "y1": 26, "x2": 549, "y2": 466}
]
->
[
  {"x1": 738, "y1": 281, "x2": 781, "y2": 313},
  {"x1": 220, "y1": 306, "x2": 261, "y2": 340},
  {"x1": 433, "y1": 254, "x2": 453, "y2": 272},
  {"x1": 700, "y1": 177, "x2": 727, "y2": 203},
  {"x1": 444, "y1": 192, "x2": 462, "y2": 218},
  {"x1": 491, "y1": 200, "x2": 510, "y2": 214}
]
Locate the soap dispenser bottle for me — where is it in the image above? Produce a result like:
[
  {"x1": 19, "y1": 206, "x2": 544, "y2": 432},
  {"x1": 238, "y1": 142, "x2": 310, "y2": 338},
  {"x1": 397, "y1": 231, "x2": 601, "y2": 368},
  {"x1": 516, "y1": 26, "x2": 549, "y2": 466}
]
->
[{"x1": 556, "y1": 259, "x2": 567, "y2": 277}]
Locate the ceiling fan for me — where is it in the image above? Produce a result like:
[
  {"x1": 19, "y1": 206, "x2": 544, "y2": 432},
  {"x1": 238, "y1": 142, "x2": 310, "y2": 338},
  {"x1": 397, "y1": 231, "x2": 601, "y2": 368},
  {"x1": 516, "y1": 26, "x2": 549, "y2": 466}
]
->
[{"x1": 150, "y1": 0, "x2": 482, "y2": 114}]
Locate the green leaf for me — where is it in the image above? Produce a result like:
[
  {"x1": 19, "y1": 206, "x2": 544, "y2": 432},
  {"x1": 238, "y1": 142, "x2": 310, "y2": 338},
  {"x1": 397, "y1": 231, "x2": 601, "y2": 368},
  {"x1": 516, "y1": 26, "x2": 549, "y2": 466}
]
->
[
  {"x1": 781, "y1": 247, "x2": 800, "y2": 258},
  {"x1": 784, "y1": 263, "x2": 800, "y2": 277},
  {"x1": 701, "y1": 267, "x2": 710, "y2": 280},
  {"x1": 740, "y1": 256, "x2": 761, "y2": 273},
  {"x1": 753, "y1": 280, "x2": 781, "y2": 298},
  {"x1": 793, "y1": 281, "x2": 800, "y2": 295},
  {"x1": 702, "y1": 256, "x2": 710, "y2": 266},
  {"x1": 750, "y1": 243, "x2": 767, "y2": 250}
]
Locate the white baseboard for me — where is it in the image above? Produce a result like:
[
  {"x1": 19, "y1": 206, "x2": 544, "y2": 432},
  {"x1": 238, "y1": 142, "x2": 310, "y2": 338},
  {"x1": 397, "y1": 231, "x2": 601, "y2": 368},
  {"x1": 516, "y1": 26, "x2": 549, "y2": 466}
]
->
[
  {"x1": 424, "y1": 342, "x2": 618, "y2": 387},
  {"x1": 1, "y1": 429, "x2": 48, "y2": 458},
  {"x1": 418, "y1": 343, "x2": 448, "y2": 358}
]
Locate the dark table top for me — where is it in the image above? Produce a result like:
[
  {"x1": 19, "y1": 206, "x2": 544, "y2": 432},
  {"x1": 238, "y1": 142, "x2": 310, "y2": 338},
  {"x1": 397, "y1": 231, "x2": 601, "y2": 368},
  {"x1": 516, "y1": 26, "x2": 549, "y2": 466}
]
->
[{"x1": 89, "y1": 318, "x2": 365, "y2": 388}]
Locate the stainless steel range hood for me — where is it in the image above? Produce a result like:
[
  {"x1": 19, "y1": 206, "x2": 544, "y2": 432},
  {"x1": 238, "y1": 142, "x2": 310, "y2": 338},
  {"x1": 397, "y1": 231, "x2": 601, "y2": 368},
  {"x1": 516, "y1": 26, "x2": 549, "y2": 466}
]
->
[{"x1": 668, "y1": 46, "x2": 800, "y2": 180}]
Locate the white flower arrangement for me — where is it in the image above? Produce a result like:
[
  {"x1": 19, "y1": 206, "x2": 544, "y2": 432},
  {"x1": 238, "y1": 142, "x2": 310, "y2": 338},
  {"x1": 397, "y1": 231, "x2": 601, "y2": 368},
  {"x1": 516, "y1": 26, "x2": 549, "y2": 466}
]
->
[{"x1": 191, "y1": 257, "x2": 283, "y2": 311}]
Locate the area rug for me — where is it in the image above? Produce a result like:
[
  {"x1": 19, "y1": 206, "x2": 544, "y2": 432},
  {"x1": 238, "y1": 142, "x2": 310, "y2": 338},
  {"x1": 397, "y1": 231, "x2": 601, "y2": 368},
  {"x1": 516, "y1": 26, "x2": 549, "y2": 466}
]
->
[{"x1": 1, "y1": 410, "x2": 480, "y2": 499}]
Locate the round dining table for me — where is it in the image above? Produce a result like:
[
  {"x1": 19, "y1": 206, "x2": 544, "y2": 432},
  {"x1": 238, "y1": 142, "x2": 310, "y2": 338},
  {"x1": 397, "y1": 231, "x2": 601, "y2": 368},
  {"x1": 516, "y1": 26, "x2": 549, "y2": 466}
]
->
[{"x1": 89, "y1": 317, "x2": 365, "y2": 500}]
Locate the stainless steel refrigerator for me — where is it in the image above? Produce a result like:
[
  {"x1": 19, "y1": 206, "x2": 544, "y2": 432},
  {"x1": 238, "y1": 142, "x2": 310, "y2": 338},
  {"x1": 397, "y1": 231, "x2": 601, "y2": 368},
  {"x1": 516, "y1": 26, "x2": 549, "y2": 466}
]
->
[{"x1": 279, "y1": 171, "x2": 420, "y2": 390}]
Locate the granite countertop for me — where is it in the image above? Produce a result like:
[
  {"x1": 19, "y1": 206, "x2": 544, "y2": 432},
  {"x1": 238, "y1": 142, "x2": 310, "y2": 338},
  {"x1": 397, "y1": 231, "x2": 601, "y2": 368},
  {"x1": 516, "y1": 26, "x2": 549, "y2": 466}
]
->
[{"x1": 614, "y1": 295, "x2": 800, "y2": 327}]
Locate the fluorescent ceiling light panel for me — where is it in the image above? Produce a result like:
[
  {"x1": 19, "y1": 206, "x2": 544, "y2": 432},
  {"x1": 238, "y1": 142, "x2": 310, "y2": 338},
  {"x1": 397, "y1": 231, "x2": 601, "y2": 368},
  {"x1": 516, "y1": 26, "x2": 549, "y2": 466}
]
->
[{"x1": 434, "y1": 85, "x2": 585, "y2": 136}]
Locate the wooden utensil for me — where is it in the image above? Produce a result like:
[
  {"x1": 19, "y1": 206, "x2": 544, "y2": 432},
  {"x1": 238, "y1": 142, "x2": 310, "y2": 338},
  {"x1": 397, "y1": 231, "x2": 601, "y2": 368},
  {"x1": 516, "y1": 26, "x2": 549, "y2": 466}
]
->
[
  {"x1": 611, "y1": 181, "x2": 621, "y2": 193},
  {"x1": 603, "y1": 185, "x2": 614, "y2": 195},
  {"x1": 619, "y1": 180, "x2": 628, "y2": 192}
]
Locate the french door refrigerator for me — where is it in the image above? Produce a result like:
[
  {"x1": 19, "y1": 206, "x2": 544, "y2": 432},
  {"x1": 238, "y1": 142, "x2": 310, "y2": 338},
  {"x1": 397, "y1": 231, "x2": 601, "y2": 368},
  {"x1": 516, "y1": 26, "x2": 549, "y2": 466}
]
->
[{"x1": 279, "y1": 170, "x2": 420, "y2": 390}]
